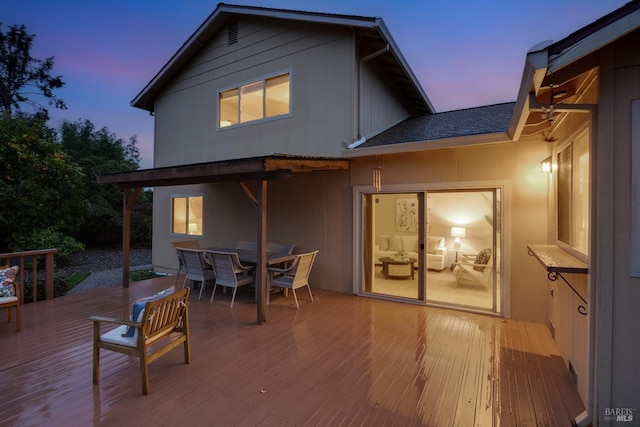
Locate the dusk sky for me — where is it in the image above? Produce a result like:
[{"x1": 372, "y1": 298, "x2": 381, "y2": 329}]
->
[{"x1": 1, "y1": 0, "x2": 630, "y2": 168}]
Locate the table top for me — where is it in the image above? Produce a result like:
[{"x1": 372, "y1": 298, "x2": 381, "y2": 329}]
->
[
  {"x1": 527, "y1": 244, "x2": 588, "y2": 274},
  {"x1": 378, "y1": 257, "x2": 417, "y2": 265},
  {"x1": 207, "y1": 247, "x2": 296, "y2": 266}
]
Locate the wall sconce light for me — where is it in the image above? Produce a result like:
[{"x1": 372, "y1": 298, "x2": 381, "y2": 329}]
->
[
  {"x1": 373, "y1": 166, "x2": 382, "y2": 192},
  {"x1": 450, "y1": 227, "x2": 466, "y2": 251},
  {"x1": 541, "y1": 156, "x2": 553, "y2": 173}
]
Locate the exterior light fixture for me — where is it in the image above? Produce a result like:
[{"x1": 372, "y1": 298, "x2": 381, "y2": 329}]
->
[
  {"x1": 541, "y1": 84, "x2": 556, "y2": 123},
  {"x1": 373, "y1": 165, "x2": 382, "y2": 192}
]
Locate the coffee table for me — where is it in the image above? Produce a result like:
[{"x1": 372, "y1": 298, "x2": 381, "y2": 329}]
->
[{"x1": 378, "y1": 257, "x2": 417, "y2": 280}]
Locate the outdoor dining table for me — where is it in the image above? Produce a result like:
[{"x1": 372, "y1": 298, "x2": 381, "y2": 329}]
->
[
  {"x1": 206, "y1": 247, "x2": 295, "y2": 266},
  {"x1": 205, "y1": 247, "x2": 295, "y2": 305}
]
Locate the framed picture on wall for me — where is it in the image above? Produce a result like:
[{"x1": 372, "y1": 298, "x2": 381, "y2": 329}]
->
[{"x1": 396, "y1": 198, "x2": 418, "y2": 231}]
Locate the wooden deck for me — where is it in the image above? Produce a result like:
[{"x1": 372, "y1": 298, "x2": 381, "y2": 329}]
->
[{"x1": 0, "y1": 275, "x2": 584, "y2": 426}]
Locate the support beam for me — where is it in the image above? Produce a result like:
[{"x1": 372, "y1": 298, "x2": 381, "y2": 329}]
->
[
  {"x1": 239, "y1": 182, "x2": 258, "y2": 207},
  {"x1": 256, "y1": 180, "x2": 267, "y2": 324},
  {"x1": 122, "y1": 187, "x2": 142, "y2": 288}
]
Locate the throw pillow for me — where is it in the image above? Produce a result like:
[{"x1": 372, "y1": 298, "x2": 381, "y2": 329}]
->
[
  {"x1": 388, "y1": 236, "x2": 403, "y2": 252},
  {"x1": 0, "y1": 266, "x2": 19, "y2": 297},
  {"x1": 376, "y1": 235, "x2": 390, "y2": 251},
  {"x1": 474, "y1": 248, "x2": 492, "y2": 272},
  {"x1": 122, "y1": 286, "x2": 175, "y2": 337},
  {"x1": 427, "y1": 238, "x2": 441, "y2": 254}
]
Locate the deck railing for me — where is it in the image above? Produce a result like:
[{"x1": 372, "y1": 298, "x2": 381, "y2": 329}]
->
[{"x1": 0, "y1": 248, "x2": 58, "y2": 303}]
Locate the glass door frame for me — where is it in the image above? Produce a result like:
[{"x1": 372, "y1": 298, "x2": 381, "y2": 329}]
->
[{"x1": 353, "y1": 182, "x2": 511, "y2": 317}]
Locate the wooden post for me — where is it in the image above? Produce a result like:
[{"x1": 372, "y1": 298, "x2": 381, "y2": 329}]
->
[
  {"x1": 45, "y1": 251, "x2": 55, "y2": 300},
  {"x1": 256, "y1": 180, "x2": 267, "y2": 324},
  {"x1": 122, "y1": 188, "x2": 142, "y2": 288}
]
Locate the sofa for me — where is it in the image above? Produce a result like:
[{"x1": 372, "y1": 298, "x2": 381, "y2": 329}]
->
[{"x1": 375, "y1": 235, "x2": 447, "y2": 271}]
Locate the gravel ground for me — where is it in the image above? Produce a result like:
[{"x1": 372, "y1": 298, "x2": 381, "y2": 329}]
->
[
  {"x1": 58, "y1": 248, "x2": 152, "y2": 276},
  {"x1": 61, "y1": 248, "x2": 154, "y2": 295}
]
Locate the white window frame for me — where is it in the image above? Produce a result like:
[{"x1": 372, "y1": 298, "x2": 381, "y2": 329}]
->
[
  {"x1": 555, "y1": 122, "x2": 590, "y2": 261},
  {"x1": 170, "y1": 194, "x2": 204, "y2": 237},
  {"x1": 217, "y1": 69, "x2": 292, "y2": 130}
]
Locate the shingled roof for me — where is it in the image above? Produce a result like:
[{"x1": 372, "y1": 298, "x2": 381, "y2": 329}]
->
[{"x1": 359, "y1": 102, "x2": 515, "y2": 148}]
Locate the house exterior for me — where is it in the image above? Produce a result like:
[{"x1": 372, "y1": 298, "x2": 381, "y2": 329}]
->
[{"x1": 100, "y1": 2, "x2": 640, "y2": 425}]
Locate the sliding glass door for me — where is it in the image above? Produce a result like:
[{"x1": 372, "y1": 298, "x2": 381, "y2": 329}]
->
[
  {"x1": 425, "y1": 189, "x2": 500, "y2": 313},
  {"x1": 363, "y1": 192, "x2": 424, "y2": 301},
  {"x1": 360, "y1": 188, "x2": 501, "y2": 314}
]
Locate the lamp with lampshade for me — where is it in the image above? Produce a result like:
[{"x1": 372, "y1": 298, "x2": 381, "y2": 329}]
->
[{"x1": 450, "y1": 227, "x2": 466, "y2": 251}]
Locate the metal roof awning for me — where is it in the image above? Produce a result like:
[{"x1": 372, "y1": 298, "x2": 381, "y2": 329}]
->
[{"x1": 97, "y1": 154, "x2": 351, "y2": 189}]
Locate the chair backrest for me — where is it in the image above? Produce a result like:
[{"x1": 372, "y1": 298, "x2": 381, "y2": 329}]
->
[
  {"x1": 234, "y1": 241, "x2": 256, "y2": 251},
  {"x1": 289, "y1": 251, "x2": 319, "y2": 287},
  {"x1": 480, "y1": 254, "x2": 493, "y2": 284},
  {"x1": 177, "y1": 248, "x2": 209, "y2": 276},
  {"x1": 234, "y1": 241, "x2": 294, "y2": 254},
  {"x1": 172, "y1": 240, "x2": 200, "y2": 252},
  {"x1": 140, "y1": 288, "x2": 190, "y2": 343},
  {"x1": 267, "y1": 242, "x2": 295, "y2": 254},
  {"x1": 206, "y1": 251, "x2": 243, "y2": 286}
]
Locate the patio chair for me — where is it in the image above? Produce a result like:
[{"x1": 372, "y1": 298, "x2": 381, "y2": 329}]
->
[
  {"x1": 90, "y1": 287, "x2": 191, "y2": 395},
  {"x1": 267, "y1": 250, "x2": 318, "y2": 309},
  {"x1": 171, "y1": 240, "x2": 201, "y2": 284},
  {"x1": 453, "y1": 248, "x2": 493, "y2": 288},
  {"x1": 0, "y1": 266, "x2": 20, "y2": 332},
  {"x1": 205, "y1": 250, "x2": 255, "y2": 307},
  {"x1": 177, "y1": 248, "x2": 215, "y2": 299}
]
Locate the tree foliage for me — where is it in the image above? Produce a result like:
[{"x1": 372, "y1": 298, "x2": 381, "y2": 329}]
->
[
  {"x1": 0, "y1": 114, "x2": 87, "y2": 253},
  {"x1": 0, "y1": 23, "x2": 66, "y2": 118},
  {"x1": 60, "y1": 119, "x2": 149, "y2": 246},
  {"x1": 0, "y1": 23, "x2": 152, "y2": 254}
]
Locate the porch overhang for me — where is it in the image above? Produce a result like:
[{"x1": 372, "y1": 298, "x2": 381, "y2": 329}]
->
[
  {"x1": 97, "y1": 154, "x2": 351, "y2": 189},
  {"x1": 97, "y1": 154, "x2": 350, "y2": 325}
]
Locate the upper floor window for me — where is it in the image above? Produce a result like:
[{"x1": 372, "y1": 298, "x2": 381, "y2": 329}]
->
[
  {"x1": 172, "y1": 195, "x2": 203, "y2": 236},
  {"x1": 218, "y1": 72, "x2": 290, "y2": 128},
  {"x1": 557, "y1": 129, "x2": 589, "y2": 256}
]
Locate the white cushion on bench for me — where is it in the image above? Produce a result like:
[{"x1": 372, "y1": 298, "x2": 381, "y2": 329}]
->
[
  {"x1": 0, "y1": 296, "x2": 18, "y2": 303},
  {"x1": 100, "y1": 325, "x2": 138, "y2": 348}
]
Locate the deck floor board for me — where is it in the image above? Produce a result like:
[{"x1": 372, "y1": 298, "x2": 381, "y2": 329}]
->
[{"x1": 0, "y1": 276, "x2": 584, "y2": 426}]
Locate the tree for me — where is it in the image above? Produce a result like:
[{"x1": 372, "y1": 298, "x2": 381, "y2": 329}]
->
[
  {"x1": 60, "y1": 119, "x2": 150, "y2": 246},
  {"x1": 0, "y1": 23, "x2": 65, "y2": 118},
  {"x1": 0, "y1": 114, "x2": 87, "y2": 259}
]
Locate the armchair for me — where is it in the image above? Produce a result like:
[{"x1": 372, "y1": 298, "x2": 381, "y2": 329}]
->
[
  {"x1": 177, "y1": 248, "x2": 215, "y2": 299},
  {"x1": 0, "y1": 266, "x2": 20, "y2": 332},
  {"x1": 205, "y1": 250, "x2": 255, "y2": 307},
  {"x1": 267, "y1": 251, "x2": 318, "y2": 309},
  {"x1": 453, "y1": 248, "x2": 493, "y2": 287}
]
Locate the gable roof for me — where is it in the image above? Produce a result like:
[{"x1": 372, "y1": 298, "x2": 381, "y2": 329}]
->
[{"x1": 131, "y1": 3, "x2": 433, "y2": 115}]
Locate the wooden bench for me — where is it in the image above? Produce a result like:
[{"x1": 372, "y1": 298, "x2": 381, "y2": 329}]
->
[{"x1": 90, "y1": 288, "x2": 191, "y2": 395}]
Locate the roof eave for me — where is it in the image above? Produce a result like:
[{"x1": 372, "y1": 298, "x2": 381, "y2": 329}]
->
[
  {"x1": 373, "y1": 19, "x2": 435, "y2": 113},
  {"x1": 509, "y1": 2, "x2": 640, "y2": 141},
  {"x1": 509, "y1": 50, "x2": 548, "y2": 140},
  {"x1": 341, "y1": 132, "x2": 511, "y2": 158}
]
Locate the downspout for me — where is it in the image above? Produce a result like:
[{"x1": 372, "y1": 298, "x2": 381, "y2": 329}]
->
[{"x1": 350, "y1": 43, "x2": 390, "y2": 149}]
